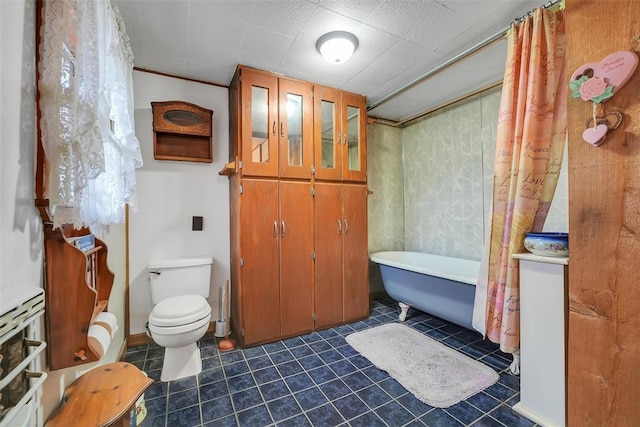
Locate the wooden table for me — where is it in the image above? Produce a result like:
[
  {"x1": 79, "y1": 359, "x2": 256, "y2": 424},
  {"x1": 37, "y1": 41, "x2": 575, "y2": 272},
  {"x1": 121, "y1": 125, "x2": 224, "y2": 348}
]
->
[{"x1": 46, "y1": 362, "x2": 154, "y2": 427}]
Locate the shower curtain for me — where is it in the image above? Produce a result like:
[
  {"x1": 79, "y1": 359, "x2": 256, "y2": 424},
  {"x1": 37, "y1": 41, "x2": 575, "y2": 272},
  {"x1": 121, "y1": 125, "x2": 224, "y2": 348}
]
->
[{"x1": 472, "y1": 7, "x2": 567, "y2": 356}]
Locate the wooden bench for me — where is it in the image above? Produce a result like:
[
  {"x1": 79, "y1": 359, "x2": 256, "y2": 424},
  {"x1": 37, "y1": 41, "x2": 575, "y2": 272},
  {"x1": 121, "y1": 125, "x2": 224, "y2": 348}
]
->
[{"x1": 46, "y1": 362, "x2": 153, "y2": 427}]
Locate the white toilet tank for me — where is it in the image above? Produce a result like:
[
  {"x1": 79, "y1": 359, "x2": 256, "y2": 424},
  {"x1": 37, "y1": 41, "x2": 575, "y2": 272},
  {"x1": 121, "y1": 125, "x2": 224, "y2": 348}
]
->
[{"x1": 148, "y1": 257, "x2": 213, "y2": 304}]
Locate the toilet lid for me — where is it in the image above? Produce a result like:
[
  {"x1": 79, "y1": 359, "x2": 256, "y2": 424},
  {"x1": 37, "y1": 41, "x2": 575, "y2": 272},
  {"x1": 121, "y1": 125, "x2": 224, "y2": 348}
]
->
[{"x1": 149, "y1": 295, "x2": 211, "y2": 327}]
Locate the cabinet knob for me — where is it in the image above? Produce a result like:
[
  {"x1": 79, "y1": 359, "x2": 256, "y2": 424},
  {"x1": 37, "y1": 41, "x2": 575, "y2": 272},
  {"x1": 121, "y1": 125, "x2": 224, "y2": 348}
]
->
[{"x1": 74, "y1": 349, "x2": 87, "y2": 361}]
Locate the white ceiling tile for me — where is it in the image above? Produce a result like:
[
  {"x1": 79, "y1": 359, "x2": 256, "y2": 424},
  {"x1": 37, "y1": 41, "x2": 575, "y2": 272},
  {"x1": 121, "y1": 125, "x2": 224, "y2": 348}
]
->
[
  {"x1": 369, "y1": 92, "x2": 436, "y2": 122},
  {"x1": 364, "y1": 1, "x2": 446, "y2": 42},
  {"x1": 470, "y1": 0, "x2": 549, "y2": 35},
  {"x1": 185, "y1": 44, "x2": 242, "y2": 72},
  {"x1": 246, "y1": 1, "x2": 318, "y2": 37},
  {"x1": 187, "y1": 61, "x2": 234, "y2": 84},
  {"x1": 296, "y1": 6, "x2": 364, "y2": 44},
  {"x1": 438, "y1": 0, "x2": 510, "y2": 22},
  {"x1": 187, "y1": 0, "x2": 257, "y2": 23},
  {"x1": 460, "y1": 40, "x2": 508, "y2": 74},
  {"x1": 350, "y1": 23, "x2": 401, "y2": 63},
  {"x1": 238, "y1": 25, "x2": 296, "y2": 62},
  {"x1": 138, "y1": 48, "x2": 189, "y2": 78},
  {"x1": 279, "y1": 39, "x2": 327, "y2": 71},
  {"x1": 316, "y1": 0, "x2": 381, "y2": 23},
  {"x1": 188, "y1": 4, "x2": 248, "y2": 50},
  {"x1": 134, "y1": 24, "x2": 190, "y2": 60},
  {"x1": 232, "y1": 51, "x2": 282, "y2": 79},
  {"x1": 116, "y1": 0, "x2": 554, "y2": 121},
  {"x1": 398, "y1": 5, "x2": 474, "y2": 51},
  {"x1": 365, "y1": 52, "x2": 449, "y2": 104},
  {"x1": 141, "y1": 0, "x2": 190, "y2": 35},
  {"x1": 280, "y1": 40, "x2": 355, "y2": 88},
  {"x1": 350, "y1": 39, "x2": 435, "y2": 88}
]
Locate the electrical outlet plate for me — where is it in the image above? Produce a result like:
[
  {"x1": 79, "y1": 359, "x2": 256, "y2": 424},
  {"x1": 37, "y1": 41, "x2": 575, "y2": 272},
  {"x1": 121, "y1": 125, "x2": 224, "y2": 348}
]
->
[{"x1": 192, "y1": 216, "x2": 203, "y2": 231}]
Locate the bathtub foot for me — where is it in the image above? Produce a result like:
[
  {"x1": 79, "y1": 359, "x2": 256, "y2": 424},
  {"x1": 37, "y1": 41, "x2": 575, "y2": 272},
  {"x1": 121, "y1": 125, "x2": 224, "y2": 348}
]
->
[
  {"x1": 510, "y1": 348, "x2": 521, "y2": 375},
  {"x1": 398, "y1": 302, "x2": 410, "y2": 322}
]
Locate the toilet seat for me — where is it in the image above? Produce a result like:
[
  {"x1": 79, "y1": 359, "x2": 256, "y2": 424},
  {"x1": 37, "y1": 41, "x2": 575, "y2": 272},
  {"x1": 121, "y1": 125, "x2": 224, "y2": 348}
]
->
[
  {"x1": 149, "y1": 294, "x2": 211, "y2": 327},
  {"x1": 149, "y1": 313, "x2": 211, "y2": 336}
]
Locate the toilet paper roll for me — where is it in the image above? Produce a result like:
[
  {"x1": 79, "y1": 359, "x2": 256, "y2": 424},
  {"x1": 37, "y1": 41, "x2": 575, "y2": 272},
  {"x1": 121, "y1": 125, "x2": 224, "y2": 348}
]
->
[
  {"x1": 93, "y1": 312, "x2": 119, "y2": 338},
  {"x1": 88, "y1": 323, "x2": 111, "y2": 358}
]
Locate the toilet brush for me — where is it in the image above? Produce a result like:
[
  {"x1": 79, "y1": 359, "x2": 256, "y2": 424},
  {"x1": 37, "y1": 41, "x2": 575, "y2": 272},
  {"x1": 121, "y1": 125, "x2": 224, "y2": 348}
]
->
[
  {"x1": 214, "y1": 284, "x2": 227, "y2": 338},
  {"x1": 216, "y1": 280, "x2": 235, "y2": 351}
]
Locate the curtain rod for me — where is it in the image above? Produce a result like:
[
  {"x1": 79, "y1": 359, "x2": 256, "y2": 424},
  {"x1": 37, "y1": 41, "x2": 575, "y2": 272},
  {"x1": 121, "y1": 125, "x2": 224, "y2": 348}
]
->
[{"x1": 367, "y1": 0, "x2": 563, "y2": 112}]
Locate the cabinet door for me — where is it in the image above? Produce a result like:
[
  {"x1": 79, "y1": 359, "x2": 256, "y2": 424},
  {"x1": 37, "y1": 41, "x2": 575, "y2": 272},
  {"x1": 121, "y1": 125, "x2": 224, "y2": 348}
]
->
[
  {"x1": 314, "y1": 86, "x2": 343, "y2": 181},
  {"x1": 279, "y1": 181, "x2": 314, "y2": 336},
  {"x1": 341, "y1": 93, "x2": 367, "y2": 182},
  {"x1": 342, "y1": 184, "x2": 369, "y2": 322},
  {"x1": 279, "y1": 79, "x2": 313, "y2": 179},
  {"x1": 240, "y1": 179, "x2": 280, "y2": 345},
  {"x1": 314, "y1": 182, "x2": 344, "y2": 329},
  {"x1": 241, "y1": 70, "x2": 279, "y2": 177}
]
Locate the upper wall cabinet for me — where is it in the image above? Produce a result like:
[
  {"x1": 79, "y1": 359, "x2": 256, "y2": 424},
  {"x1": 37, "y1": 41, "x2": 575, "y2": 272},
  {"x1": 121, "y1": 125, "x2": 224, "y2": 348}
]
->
[
  {"x1": 231, "y1": 66, "x2": 313, "y2": 178},
  {"x1": 152, "y1": 101, "x2": 213, "y2": 163},
  {"x1": 314, "y1": 86, "x2": 367, "y2": 182}
]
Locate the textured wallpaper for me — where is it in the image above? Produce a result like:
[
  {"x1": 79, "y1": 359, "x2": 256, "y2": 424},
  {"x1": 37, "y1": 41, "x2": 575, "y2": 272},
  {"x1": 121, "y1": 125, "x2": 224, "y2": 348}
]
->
[
  {"x1": 367, "y1": 123, "x2": 404, "y2": 254},
  {"x1": 367, "y1": 86, "x2": 569, "y2": 262}
]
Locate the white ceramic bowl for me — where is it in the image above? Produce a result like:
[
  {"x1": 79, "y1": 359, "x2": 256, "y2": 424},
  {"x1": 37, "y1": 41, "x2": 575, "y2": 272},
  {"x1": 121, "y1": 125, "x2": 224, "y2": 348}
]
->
[{"x1": 523, "y1": 232, "x2": 568, "y2": 257}]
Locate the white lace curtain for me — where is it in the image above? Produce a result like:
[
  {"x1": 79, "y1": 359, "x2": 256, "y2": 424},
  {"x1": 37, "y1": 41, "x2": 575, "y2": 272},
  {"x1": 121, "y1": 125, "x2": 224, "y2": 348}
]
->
[{"x1": 38, "y1": 0, "x2": 142, "y2": 234}]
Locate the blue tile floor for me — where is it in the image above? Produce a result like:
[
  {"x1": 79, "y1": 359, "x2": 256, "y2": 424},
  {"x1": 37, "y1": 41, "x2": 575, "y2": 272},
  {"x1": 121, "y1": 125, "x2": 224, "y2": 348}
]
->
[{"x1": 123, "y1": 296, "x2": 537, "y2": 427}]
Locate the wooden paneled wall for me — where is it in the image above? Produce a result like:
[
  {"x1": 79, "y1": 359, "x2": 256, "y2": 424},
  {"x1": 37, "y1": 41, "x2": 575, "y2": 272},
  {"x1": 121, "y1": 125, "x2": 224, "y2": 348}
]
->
[{"x1": 566, "y1": 1, "x2": 640, "y2": 425}]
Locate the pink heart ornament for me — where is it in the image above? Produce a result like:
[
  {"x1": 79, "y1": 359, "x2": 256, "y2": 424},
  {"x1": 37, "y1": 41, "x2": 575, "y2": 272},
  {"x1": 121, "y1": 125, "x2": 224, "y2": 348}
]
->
[
  {"x1": 571, "y1": 51, "x2": 639, "y2": 94},
  {"x1": 582, "y1": 124, "x2": 608, "y2": 146}
]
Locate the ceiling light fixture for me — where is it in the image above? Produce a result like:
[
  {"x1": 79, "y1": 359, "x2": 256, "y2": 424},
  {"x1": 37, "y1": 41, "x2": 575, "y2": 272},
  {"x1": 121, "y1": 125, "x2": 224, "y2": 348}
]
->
[{"x1": 316, "y1": 31, "x2": 359, "y2": 64}]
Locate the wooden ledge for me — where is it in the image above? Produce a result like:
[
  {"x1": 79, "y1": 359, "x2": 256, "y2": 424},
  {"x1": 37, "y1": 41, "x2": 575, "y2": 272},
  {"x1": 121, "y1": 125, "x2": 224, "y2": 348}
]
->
[{"x1": 218, "y1": 160, "x2": 237, "y2": 176}]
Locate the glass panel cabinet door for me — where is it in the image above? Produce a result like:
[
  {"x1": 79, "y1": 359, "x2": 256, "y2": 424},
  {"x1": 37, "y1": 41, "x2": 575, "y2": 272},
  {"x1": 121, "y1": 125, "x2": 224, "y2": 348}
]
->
[
  {"x1": 241, "y1": 70, "x2": 278, "y2": 177},
  {"x1": 321, "y1": 101, "x2": 336, "y2": 169},
  {"x1": 286, "y1": 93, "x2": 303, "y2": 167},
  {"x1": 341, "y1": 92, "x2": 367, "y2": 182},
  {"x1": 346, "y1": 105, "x2": 360, "y2": 171},
  {"x1": 314, "y1": 86, "x2": 342, "y2": 181},
  {"x1": 279, "y1": 79, "x2": 313, "y2": 179},
  {"x1": 252, "y1": 87, "x2": 270, "y2": 163}
]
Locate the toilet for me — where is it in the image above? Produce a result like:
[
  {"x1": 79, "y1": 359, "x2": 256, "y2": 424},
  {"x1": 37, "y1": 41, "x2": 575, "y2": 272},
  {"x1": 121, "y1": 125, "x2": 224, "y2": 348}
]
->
[{"x1": 147, "y1": 257, "x2": 213, "y2": 382}]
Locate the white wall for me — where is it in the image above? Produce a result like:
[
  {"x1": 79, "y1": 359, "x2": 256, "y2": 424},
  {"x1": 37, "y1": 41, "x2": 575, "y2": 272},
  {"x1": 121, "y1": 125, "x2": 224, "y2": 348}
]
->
[
  {"x1": 0, "y1": 0, "x2": 42, "y2": 294},
  {"x1": 0, "y1": 1, "x2": 43, "y2": 421},
  {"x1": 129, "y1": 71, "x2": 230, "y2": 334}
]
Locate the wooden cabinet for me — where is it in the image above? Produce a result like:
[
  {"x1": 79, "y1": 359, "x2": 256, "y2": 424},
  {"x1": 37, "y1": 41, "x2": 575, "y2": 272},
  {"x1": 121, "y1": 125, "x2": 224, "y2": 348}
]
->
[
  {"x1": 278, "y1": 181, "x2": 314, "y2": 336},
  {"x1": 233, "y1": 66, "x2": 313, "y2": 179},
  {"x1": 236, "y1": 179, "x2": 313, "y2": 346},
  {"x1": 314, "y1": 183, "x2": 369, "y2": 328},
  {"x1": 151, "y1": 101, "x2": 213, "y2": 163},
  {"x1": 236, "y1": 179, "x2": 279, "y2": 345},
  {"x1": 314, "y1": 86, "x2": 367, "y2": 182},
  {"x1": 227, "y1": 65, "x2": 368, "y2": 347}
]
